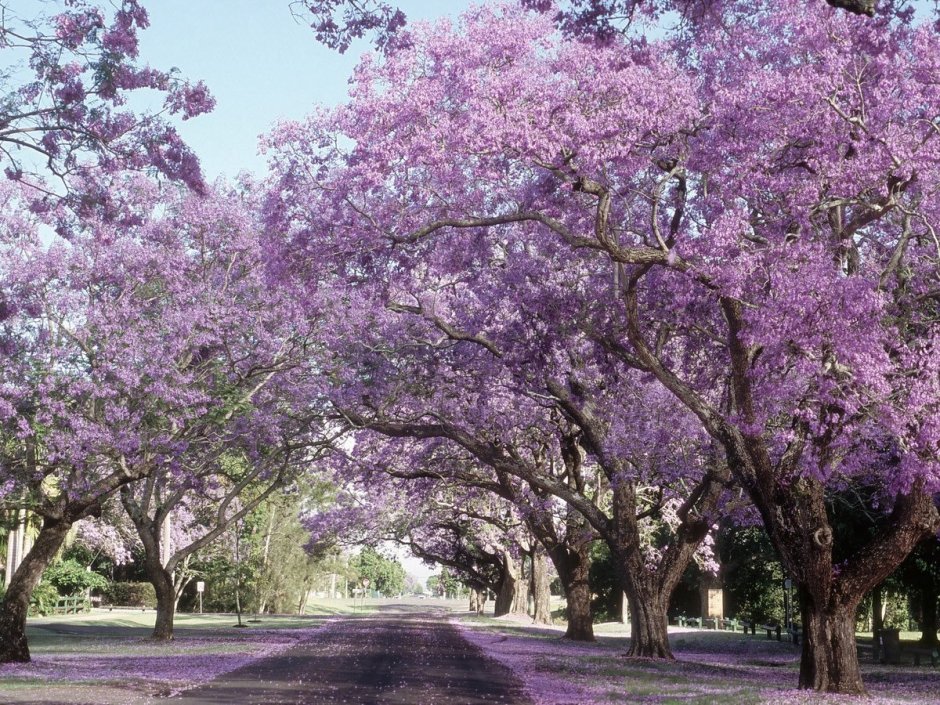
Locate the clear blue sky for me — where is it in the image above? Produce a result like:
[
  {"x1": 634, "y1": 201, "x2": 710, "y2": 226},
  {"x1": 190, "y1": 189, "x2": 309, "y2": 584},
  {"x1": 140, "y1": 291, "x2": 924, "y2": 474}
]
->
[{"x1": 138, "y1": 1, "x2": 474, "y2": 183}]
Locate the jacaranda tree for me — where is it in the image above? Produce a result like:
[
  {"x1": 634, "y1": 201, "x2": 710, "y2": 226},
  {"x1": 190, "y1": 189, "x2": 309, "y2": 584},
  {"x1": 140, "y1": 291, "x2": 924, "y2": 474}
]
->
[
  {"x1": 0, "y1": 179, "x2": 312, "y2": 662},
  {"x1": 264, "y1": 2, "x2": 940, "y2": 693}
]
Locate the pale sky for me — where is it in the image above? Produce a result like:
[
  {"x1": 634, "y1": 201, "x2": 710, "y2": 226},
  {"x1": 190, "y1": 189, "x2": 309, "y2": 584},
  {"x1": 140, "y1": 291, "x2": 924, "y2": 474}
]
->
[{"x1": 138, "y1": 1, "x2": 474, "y2": 182}]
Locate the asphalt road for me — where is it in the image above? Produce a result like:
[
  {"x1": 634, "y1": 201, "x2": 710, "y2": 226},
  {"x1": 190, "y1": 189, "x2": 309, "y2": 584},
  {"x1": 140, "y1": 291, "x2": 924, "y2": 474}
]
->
[{"x1": 170, "y1": 606, "x2": 533, "y2": 705}]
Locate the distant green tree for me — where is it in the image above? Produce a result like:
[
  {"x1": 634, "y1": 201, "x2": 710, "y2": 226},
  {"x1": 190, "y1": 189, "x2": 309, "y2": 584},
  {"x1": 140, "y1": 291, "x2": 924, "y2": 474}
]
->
[
  {"x1": 350, "y1": 547, "x2": 406, "y2": 596},
  {"x1": 717, "y1": 525, "x2": 786, "y2": 625},
  {"x1": 427, "y1": 568, "x2": 459, "y2": 597}
]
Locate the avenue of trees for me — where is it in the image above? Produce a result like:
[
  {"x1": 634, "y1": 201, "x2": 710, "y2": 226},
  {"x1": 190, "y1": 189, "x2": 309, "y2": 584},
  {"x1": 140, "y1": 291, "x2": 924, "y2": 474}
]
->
[{"x1": 1, "y1": 0, "x2": 939, "y2": 697}]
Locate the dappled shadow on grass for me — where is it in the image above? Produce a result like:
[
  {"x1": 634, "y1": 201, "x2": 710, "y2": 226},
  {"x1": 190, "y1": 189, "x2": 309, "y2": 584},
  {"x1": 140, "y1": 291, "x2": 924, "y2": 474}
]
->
[
  {"x1": 2, "y1": 616, "x2": 336, "y2": 703},
  {"x1": 455, "y1": 618, "x2": 940, "y2": 705}
]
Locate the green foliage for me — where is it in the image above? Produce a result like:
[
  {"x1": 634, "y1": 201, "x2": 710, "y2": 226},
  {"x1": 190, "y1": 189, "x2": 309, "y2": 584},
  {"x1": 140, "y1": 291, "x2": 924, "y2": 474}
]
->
[
  {"x1": 29, "y1": 582, "x2": 60, "y2": 616},
  {"x1": 187, "y1": 555, "x2": 242, "y2": 613},
  {"x1": 882, "y1": 590, "x2": 912, "y2": 630},
  {"x1": 718, "y1": 525, "x2": 786, "y2": 625},
  {"x1": 44, "y1": 559, "x2": 108, "y2": 596},
  {"x1": 105, "y1": 581, "x2": 157, "y2": 607},
  {"x1": 182, "y1": 486, "x2": 346, "y2": 615},
  {"x1": 588, "y1": 542, "x2": 621, "y2": 622},
  {"x1": 427, "y1": 568, "x2": 459, "y2": 597},
  {"x1": 350, "y1": 546, "x2": 406, "y2": 597}
]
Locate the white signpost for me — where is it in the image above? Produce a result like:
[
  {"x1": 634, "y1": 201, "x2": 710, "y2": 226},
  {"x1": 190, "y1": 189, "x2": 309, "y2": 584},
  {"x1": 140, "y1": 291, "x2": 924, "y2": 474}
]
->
[{"x1": 196, "y1": 581, "x2": 205, "y2": 614}]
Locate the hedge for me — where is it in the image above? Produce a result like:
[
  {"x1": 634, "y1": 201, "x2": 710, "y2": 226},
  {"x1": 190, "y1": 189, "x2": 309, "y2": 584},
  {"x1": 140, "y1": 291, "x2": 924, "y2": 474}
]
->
[{"x1": 104, "y1": 581, "x2": 157, "y2": 608}]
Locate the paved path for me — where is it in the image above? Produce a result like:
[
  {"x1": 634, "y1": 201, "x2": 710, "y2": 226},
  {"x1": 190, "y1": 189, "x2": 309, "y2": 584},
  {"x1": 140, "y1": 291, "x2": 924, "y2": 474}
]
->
[{"x1": 170, "y1": 607, "x2": 532, "y2": 705}]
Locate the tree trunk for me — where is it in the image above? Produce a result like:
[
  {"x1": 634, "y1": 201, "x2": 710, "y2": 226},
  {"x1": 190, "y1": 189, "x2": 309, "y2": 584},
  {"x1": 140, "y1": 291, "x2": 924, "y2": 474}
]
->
[
  {"x1": 494, "y1": 552, "x2": 517, "y2": 617},
  {"x1": 609, "y1": 484, "x2": 675, "y2": 659},
  {"x1": 148, "y1": 563, "x2": 176, "y2": 641},
  {"x1": 919, "y1": 584, "x2": 939, "y2": 648},
  {"x1": 469, "y1": 588, "x2": 480, "y2": 613},
  {"x1": 512, "y1": 554, "x2": 529, "y2": 616},
  {"x1": 624, "y1": 579, "x2": 672, "y2": 658},
  {"x1": 298, "y1": 577, "x2": 311, "y2": 615},
  {"x1": 799, "y1": 599, "x2": 865, "y2": 693},
  {"x1": 0, "y1": 517, "x2": 72, "y2": 663},
  {"x1": 563, "y1": 570, "x2": 594, "y2": 640},
  {"x1": 549, "y1": 542, "x2": 594, "y2": 641},
  {"x1": 871, "y1": 585, "x2": 883, "y2": 636},
  {"x1": 531, "y1": 546, "x2": 553, "y2": 625}
]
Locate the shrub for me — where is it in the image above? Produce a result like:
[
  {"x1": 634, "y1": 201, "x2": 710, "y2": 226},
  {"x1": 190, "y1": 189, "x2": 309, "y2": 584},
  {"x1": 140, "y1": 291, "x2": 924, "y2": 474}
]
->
[
  {"x1": 44, "y1": 559, "x2": 108, "y2": 596},
  {"x1": 29, "y1": 582, "x2": 60, "y2": 616},
  {"x1": 105, "y1": 581, "x2": 157, "y2": 608}
]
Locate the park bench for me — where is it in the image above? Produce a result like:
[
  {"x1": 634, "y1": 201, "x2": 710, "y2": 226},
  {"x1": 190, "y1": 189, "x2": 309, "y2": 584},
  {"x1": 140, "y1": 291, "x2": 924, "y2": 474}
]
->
[
  {"x1": 53, "y1": 596, "x2": 91, "y2": 614},
  {"x1": 702, "y1": 617, "x2": 717, "y2": 630},
  {"x1": 718, "y1": 618, "x2": 740, "y2": 632}
]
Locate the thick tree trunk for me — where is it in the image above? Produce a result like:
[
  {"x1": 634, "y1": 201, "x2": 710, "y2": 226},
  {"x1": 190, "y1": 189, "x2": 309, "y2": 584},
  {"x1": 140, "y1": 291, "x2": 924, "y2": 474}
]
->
[
  {"x1": 494, "y1": 553, "x2": 517, "y2": 617},
  {"x1": 530, "y1": 546, "x2": 553, "y2": 625},
  {"x1": 625, "y1": 290, "x2": 940, "y2": 692},
  {"x1": 148, "y1": 563, "x2": 176, "y2": 641},
  {"x1": 799, "y1": 599, "x2": 865, "y2": 693},
  {"x1": 609, "y1": 483, "x2": 678, "y2": 659},
  {"x1": 550, "y1": 542, "x2": 594, "y2": 641},
  {"x1": 622, "y1": 575, "x2": 672, "y2": 658},
  {"x1": 919, "y1": 584, "x2": 939, "y2": 648},
  {"x1": 564, "y1": 576, "x2": 595, "y2": 640},
  {"x1": 745, "y1": 475, "x2": 937, "y2": 693},
  {"x1": 0, "y1": 517, "x2": 72, "y2": 663},
  {"x1": 469, "y1": 586, "x2": 487, "y2": 614}
]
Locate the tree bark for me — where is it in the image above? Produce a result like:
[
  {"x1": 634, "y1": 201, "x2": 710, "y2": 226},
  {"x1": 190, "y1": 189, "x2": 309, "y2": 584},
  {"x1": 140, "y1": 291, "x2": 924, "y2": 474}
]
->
[
  {"x1": 615, "y1": 561, "x2": 673, "y2": 658},
  {"x1": 919, "y1": 584, "x2": 939, "y2": 648},
  {"x1": 148, "y1": 562, "x2": 176, "y2": 641},
  {"x1": 799, "y1": 598, "x2": 865, "y2": 692},
  {"x1": 512, "y1": 553, "x2": 530, "y2": 616},
  {"x1": 871, "y1": 585, "x2": 883, "y2": 636},
  {"x1": 469, "y1": 586, "x2": 486, "y2": 614},
  {"x1": 494, "y1": 552, "x2": 517, "y2": 617},
  {"x1": 599, "y1": 472, "x2": 720, "y2": 659},
  {"x1": 755, "y1": 478, "x2": 937, "y2": 694},
  {"x1": 530, "y1": 545, "x2": 553, "y2": 625},
  {"x1": 624, "y1": 292, "x2": 940, "y2": 690},
  {"x1": 0, "y1": 517, "x2": 72, "y2": 663},
  {"x1": 565, "y1": 575, "x2": 595, "y2": 640},
  {"x1": 469, "y1": 588, "x2": 480, "y2": 613},
  {"x1": 549, "y1": 539, "x2": 594, "y2": 641}
]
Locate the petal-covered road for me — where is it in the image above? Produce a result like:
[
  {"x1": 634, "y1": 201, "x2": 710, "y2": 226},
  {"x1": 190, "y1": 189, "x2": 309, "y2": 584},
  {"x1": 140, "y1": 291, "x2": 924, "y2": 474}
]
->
[{"x1": 170, "y1": 606, "x2": 532, "y2": 705}]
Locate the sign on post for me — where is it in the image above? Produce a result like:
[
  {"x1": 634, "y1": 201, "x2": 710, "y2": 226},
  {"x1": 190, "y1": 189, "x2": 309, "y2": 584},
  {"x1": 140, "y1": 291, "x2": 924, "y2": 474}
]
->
[{"x1": 196, "y1": 581, "x2": 205, "y2": 615}]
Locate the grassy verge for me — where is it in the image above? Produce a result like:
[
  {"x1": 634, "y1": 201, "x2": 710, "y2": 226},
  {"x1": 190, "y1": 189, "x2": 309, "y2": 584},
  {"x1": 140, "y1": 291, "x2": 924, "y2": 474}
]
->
[
  {"x1": 0, "y1": 609, "x2": 343, "y2": 704},
  {"x1": 454, "y1": 613, "x2": 940, "y2": 705}
]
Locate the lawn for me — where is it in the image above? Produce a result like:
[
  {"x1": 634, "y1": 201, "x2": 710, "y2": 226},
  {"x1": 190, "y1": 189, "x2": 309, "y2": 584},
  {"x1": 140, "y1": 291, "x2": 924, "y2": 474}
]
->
[
  {"x1": 0, "y1": 606, "x2": 357, "y2": 705},
  {"x1": 455, "y1": 614, "x2": 940, "y2": 705}
]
